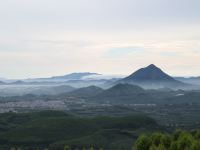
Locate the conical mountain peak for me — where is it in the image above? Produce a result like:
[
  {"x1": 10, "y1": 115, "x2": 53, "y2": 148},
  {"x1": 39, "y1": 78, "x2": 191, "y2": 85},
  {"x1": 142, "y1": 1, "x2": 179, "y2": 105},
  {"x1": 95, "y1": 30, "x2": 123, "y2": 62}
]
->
[
  {"x1": 118, "y1": 64, "x2": 186, "y2": 89},
  {"x1": 146, "y1": 64, "x2": 159, "y2": 69},
  {"x1": 125, "y1": 64, "x2": 172, "y2": 81}
]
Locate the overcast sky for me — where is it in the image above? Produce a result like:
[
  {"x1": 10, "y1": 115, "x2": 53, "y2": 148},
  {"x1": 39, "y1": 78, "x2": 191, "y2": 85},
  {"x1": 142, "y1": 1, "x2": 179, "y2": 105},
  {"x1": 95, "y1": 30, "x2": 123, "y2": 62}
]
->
[{"x1": 0, "y1": 0, "x2": 200, "y2": 78}]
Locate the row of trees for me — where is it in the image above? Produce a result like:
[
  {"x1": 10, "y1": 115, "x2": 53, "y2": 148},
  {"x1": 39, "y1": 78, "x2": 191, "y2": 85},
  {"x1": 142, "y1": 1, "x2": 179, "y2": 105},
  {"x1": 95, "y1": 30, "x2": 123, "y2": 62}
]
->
[
  {"x1": 10, "y1": 146, "x2": 103, "y2": 150},
  {"x1": 9, "y1": 129, "x2": 200, "y2": 150},
  {"x1": 134, "y1": 129, "x2": 200, "y2": 150},
  {"x1": 64, "y1": 146, "x2": 103, "y2": 150}
]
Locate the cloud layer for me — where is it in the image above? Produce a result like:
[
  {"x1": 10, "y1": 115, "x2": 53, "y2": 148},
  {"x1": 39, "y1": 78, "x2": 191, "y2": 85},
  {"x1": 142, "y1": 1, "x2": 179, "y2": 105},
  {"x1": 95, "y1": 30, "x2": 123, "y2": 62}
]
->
[{"x1": 0, "y1": 0, "x2": 200, "y2": 78}]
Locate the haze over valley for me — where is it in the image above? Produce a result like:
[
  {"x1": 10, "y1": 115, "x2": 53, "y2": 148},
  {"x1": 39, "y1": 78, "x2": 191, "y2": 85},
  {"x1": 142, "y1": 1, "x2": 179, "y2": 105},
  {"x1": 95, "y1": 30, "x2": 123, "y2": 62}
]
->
[
  {"x1": 0, "y1": 64, "x2": 200, "y2": 149},
  {"x1": 1, "y1": 0, "x2": 200, "y2": 149}
]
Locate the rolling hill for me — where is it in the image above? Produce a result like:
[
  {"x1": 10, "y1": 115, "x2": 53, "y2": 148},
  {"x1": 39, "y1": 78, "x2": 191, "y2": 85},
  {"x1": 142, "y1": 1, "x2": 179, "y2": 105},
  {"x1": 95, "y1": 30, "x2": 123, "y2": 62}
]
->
[
  {"x1": 93, "y1": 84, "x2": 153, "y2": 104},
  {"x1": 64, "y1": 86, "x2": 104, "y2": 98}
]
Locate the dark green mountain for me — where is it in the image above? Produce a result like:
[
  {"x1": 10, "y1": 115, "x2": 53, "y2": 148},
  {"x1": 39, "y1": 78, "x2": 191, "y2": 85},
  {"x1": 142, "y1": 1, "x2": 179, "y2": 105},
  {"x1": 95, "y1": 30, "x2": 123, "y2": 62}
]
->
[
  {"x1": 94, "y1": 84, "x2": 152, "y2": 104},
  {"x1": 65, "y1": 86, "x2": 104, "y2": 98},
  {"x1": 98, "y1": 84, "x2": 145, "y2": 97}
]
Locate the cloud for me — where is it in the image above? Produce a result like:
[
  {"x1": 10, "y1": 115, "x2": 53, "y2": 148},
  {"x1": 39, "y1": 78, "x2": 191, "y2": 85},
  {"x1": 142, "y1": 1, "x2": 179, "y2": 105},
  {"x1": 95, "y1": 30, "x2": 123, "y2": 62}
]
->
[
  {"x1": 105, "y1": 47, "x2": 146, "y2": 58},
  {"x1": 0, "y1": 0, "x2": 200, "y2": 78}
]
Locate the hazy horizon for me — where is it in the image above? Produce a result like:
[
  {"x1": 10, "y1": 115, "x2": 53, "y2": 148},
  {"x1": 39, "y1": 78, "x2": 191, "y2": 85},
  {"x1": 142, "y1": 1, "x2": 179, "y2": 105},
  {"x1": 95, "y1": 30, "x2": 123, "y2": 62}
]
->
[
  {"x1": 1, "y1": 64, "x2": 198, "y2": 80},
  {"x1": 1, "y1": 0, "x2": 200, "y2": 78}
]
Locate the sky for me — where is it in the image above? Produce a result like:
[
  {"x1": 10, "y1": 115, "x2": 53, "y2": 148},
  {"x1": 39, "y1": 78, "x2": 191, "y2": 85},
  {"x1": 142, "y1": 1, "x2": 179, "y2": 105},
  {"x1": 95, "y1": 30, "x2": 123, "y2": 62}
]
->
[{"x1": 0, "y1": 0, "x2": 200, "y2": 79}]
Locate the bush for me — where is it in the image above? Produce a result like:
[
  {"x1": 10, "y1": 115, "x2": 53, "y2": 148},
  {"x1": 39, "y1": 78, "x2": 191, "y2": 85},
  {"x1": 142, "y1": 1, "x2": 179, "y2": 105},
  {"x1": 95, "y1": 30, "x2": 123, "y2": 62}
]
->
[
  {"x1": 134, "y1": 134, "x2": 151, "y2": 150},
  {"x1": 134, "y1": 130, "x2": 200, "y2": 150}
]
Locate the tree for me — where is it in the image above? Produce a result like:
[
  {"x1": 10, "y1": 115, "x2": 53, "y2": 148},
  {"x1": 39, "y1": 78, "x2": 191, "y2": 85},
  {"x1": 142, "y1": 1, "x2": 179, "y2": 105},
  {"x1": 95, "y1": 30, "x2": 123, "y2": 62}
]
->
[
  {"x1": 194, "y1": 130, "x2": 200, "y2": 139},
  {"x1": 173, "y1": 129, "x2": 182, "y2": 141},
  {"x1": 157, "y1": 144, "x2": 166, "y2": 150},
  {"x1": 149, "y1": 145, "x2": 157, "y2": 150},
  {"x1": 161, "y1": 134, "x2": 171, "y2": 149},
  {"x1": 133, "y1": 130, "x2": 200, "y2": 150},
  {"x1": 151, "y1": 133, "x2": 163, "y2": 147},
  {"x1": 134, "y1": 134, "x2": 151, "y2": 150},
  {"x1": 64, "y1": 145, "x2": 71, "y2": 150},
  {"x1": 169, "y1": 141, "x2": 178, "y2": 150},
  {"x1": 177, "y1": 132, "x2": 193, "y2": 150},
  {"x1": 89, "y1": 147, "x2": 95, "y2": 150},
  {"x1": 10, "y1": 147, "x2": 16, "y2": 150},
  {"x1": 190, "y1": 141, "x2": 200, "y2": 150}
]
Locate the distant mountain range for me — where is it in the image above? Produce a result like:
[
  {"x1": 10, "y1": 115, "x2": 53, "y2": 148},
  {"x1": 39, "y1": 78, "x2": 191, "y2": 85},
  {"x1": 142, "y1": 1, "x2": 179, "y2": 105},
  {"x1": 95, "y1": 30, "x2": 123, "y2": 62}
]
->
[
  {"x1": 175, "y1": 77, "x2": 200, "y2": 85},
  {"x1": 58, "y1": 83, "x2": 150, "y2": 104},
  {"x1": 0, "y1": 64, "x2": 200, "y2": 90},
  {"x1": 62, "y1": 82, "x2": 200, "y2": 105},
  {"x1": 50, "y1": 72, "x2": 101, "y2": 80},
  {"x1": 26, "y1": 72, "x2": 101, "y2": 82},
  {"x1": 0, "y1": 64, "x2": 200, "y2": 98},
  {"x1": 63, "y1": 83, "x2": 188, "y2": 104}
]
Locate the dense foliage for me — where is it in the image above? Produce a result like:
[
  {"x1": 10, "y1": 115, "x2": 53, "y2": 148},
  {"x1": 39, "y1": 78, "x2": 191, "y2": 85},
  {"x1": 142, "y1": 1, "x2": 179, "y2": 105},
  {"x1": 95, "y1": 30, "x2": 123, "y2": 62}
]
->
[
  {"x1": 134, "y1": 129, "x2": 200, "y2": 150},
  {"x1": 10, "y1": 145, "x2": 102, "y2": 150},
  {"x1": 0, "y1": 111, "x2": 157, "y2": 150}
]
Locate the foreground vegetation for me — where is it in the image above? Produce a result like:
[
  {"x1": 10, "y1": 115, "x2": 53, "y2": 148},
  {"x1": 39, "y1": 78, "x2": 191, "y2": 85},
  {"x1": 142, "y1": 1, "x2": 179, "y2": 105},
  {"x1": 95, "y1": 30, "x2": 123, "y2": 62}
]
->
[
  {"x1": 9, "y1": 129, "x2": 200, "y2": 150},
  {"x1": 0, "y1": 111, "x2": 158, "y2": 150},
  {"x1": 1, "y1": 111, "x2": 200, "y2": 150},
  {"x1": 134, "y1": 129, "x2": 200, "y2": 150}
]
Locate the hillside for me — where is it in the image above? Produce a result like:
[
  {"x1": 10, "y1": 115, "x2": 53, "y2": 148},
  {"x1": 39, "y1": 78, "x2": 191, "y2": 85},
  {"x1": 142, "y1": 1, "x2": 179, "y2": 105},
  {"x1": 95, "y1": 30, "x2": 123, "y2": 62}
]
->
[
  {"x1": 64, "y1": 86, "x2": 104, "y2": 98},
  {"x1": 0, "y1": 111, "x2": 158, "y2": 150},
  {"x1": 98, "y1": 84, "x2": 145, "y2": 97},
  {"x1": 93, "y1": 84, "x2": 153, "y2": 104}
]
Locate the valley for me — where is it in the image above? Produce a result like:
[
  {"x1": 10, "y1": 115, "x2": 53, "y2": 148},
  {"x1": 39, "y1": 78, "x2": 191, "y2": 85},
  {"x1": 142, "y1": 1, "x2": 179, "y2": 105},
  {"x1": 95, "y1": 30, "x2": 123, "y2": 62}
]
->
[{"x1": 0, "y1": 64, "x2": 200, "y2": 149}]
